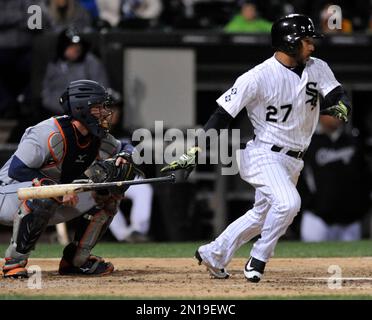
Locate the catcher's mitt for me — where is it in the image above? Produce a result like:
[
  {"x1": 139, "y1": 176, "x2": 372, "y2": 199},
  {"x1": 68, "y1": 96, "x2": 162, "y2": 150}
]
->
[
  {"x1": 86, "y1": 159, "x2": 139, "y2": 184},
  {"x1": 85, "y1": 156, "x2": 144, "y2": 195}
]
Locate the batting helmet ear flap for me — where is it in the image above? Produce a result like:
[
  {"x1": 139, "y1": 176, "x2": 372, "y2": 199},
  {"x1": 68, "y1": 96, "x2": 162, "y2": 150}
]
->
[{"x1": 59, "y1": 90, "x2": 70, "y2": 114}]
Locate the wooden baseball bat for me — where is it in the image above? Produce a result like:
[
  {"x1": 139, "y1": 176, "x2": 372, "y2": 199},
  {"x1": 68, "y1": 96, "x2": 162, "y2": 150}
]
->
[{"x1": 17, "y1": 174, "x2": 176, "y2": 200}]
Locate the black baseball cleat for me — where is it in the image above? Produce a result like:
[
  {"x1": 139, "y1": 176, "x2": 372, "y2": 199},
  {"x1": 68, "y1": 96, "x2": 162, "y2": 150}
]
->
[
  {"x1": 244, "y1": 256, "x2": 266, "y2": 283},
  {"x1": 195, "y1": 249, "x2": 230, "y2": 279},
  {"x1": 58, "y1": 255, "x2": 114, "y2": 276}
]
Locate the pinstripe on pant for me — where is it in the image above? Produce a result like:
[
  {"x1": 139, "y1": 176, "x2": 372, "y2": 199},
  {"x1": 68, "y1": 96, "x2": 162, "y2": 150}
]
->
[{"x1": 198, "y1": 139, "x2": 304, "y2": 269}]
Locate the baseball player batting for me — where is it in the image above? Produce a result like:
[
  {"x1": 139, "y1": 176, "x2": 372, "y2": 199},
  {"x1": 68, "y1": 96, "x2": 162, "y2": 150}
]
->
[{"x1": 161, "y1": 14, "x2": 351, "y2": 282}]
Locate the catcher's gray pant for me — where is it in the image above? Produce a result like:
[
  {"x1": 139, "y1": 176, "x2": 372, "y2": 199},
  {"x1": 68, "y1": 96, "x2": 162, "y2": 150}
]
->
[
  {"x1": 198, "y1": 139, "x2": 303, "y2": 268},
  {"x1": 0, "y1": 182, "x2": 96, "y2": 227}
]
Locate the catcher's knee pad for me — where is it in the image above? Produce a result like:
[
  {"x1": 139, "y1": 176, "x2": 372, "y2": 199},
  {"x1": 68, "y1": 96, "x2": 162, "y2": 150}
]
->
[
  {"x1": 64, "y1": 206, "x2": 116, "y2": 267},
  {"x1": 6, "y1": 198, "x2": 59, "y2": 257},
  {"x1": 93, "y1": 192, "x2": 120, "y2": 215},
  {"x1": 103, "y1": 196, "x2": 120, "y2": 215}
]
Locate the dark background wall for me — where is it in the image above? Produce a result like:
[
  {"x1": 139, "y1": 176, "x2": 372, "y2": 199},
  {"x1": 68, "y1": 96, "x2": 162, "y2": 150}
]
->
[{"x1": 30, "y1": 31, "x2": 372, "y2": 126}]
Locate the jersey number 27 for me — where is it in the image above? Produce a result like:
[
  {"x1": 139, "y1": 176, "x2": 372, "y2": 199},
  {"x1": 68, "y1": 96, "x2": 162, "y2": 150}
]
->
[{"x1": 266, "y1": 104, "x2": 292, "y2": 122}]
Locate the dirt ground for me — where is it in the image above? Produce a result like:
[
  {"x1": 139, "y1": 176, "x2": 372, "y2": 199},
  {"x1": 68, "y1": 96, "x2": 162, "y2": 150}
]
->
[{"x1": 1, "y1": 257, "x2": 372, "y2": 298}]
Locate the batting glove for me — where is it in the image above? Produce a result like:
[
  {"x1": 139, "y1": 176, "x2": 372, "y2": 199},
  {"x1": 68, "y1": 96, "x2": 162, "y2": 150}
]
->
[
  {"x1": 320, "y1": 101, "x2": 349, "y2": 122},
  {"x1": 160, "y1": 146, "x2": 202, "y2": 179}
]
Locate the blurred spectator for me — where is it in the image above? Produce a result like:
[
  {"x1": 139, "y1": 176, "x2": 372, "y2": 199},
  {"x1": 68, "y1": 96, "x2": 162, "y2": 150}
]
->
[
  {"x1": 191, "y1": 0, "x2": 237, "y2": 30},
  {"x1": 319, "y1": 2, "x2": 352, "y2": 33},
  {"x1": 78, "y1": 0, "x2": 115, "y2": 30},
  {"x1": 0, "y1": 0, "x2": 39, "y2": 118},
  {"x1": 43, "y1": 0, "x2": 93, "y2": 33},
  {"x1": 96, "y1": 0, "x2": 122, "y2": 28},
  {"x1": 107, "y1": 98, "x2": 154, "y2": 243},
  {"x1": 119, "y1": 0, "x2": 163, "y2": 29},
  {"x1": 159, "y1": 0, "x2": 233, "y2": 30},
  {"x1": 78, "y1": 0, "x2": 99, "y2": 20},
  {"x1": 41, "y1": 27, "x2": 109, "y2": 117},
  {"x1": 224, "y1": 0, "x2": 272, "y2": 33},
  {"x1": 299, "y1": 115, "x2": 370, "y2": 242},
  {"x1": 159, "y1": 0, "x2": 192, "y2": 30}
]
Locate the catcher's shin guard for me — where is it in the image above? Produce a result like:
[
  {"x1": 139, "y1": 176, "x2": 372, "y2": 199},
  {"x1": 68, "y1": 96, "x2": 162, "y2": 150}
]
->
[
  {"x1": 15, "y1": 199, "x2": 59, "y2": 254},
  {"x1": 59, "y1": 198, "x2": 118, "y2": 275},
  {"x1": 3, "y1": 198, "x2": 59, "y2": 278}
]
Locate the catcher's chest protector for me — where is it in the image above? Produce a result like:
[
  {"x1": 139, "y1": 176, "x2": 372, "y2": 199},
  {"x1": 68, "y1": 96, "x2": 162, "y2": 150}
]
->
[{"x1": 55, "y1": 116, "x2": 101, "y2": 183}]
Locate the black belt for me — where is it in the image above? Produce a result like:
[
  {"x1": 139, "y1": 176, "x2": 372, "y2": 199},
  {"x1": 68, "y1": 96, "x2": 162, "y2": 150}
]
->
[{"x1": 271, "y1": 145, "x2": 305, "y2": 159}]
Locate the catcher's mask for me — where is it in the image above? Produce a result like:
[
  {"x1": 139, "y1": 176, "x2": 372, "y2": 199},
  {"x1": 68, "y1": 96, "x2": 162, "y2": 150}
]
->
[
  {"x1": 59, "y1": 80, "x2": 113, "y2": 138},
  {"x1": 271, "y1": 14, "x2": 323, "y2": 56}
]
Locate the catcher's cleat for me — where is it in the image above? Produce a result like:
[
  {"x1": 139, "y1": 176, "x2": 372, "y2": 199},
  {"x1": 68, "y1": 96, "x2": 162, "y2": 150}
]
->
[
  {"x1": 2, "y1": 258, "x2": 29, "y2": 279},
  {"x1": 58, "y1": 255, "x2": 114, "y2": 276},
  {"x1": 244, "y1": 257, "x2": 266, "y2": 283},
  {"x1": 195, "y1": 250, "x2": 229, "y2": 279}
]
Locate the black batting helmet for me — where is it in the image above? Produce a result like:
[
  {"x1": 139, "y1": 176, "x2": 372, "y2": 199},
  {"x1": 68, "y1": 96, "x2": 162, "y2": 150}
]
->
[
  {"x1": 271, "y1": 14, "x2": 323, "y2": 55},
  {"x1": 59, "y1": 80, "x2": 112, "y2": 138}
]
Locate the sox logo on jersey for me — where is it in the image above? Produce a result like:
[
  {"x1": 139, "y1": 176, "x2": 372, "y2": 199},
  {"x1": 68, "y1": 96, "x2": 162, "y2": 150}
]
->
[
  {"x1": 217, "y1": 55, "x2": 340, "y2": 152},
  {"x1": 306, "y1": 82, "x2": 318, "y2": 109}
]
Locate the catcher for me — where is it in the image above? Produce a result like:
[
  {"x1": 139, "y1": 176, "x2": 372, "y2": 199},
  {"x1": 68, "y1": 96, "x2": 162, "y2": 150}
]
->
[{"x1": 0, "y1": 80, "x2": 140, "y2": 278}]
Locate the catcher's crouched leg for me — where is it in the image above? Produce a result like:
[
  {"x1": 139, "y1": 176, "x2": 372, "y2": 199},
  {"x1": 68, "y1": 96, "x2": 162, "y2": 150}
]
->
[
  {"x1": 59, "y1": 193, "x2": 119, "y2": 276},
  {"x1": 3, "y1": 197, "x2": 59, "y2": 278}
]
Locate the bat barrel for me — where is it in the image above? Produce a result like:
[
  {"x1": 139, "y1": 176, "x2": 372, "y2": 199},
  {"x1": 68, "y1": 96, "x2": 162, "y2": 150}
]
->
[{"x1": 17, "y1": 184, "x2": 81, "y2": 200}]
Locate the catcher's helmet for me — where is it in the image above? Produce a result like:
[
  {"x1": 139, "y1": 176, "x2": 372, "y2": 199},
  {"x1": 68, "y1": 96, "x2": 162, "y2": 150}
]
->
[
  {"x1": 271, "y1": 14, "x2": 323, "y2": 55},
  {"x1": 59, "y1": 80, "x2": 112, "y2": 138}
]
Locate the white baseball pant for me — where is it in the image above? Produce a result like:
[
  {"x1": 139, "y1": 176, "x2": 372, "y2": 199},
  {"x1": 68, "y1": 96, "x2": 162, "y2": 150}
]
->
[{"x1": 198, "y1": 139, "x2": 304, "y2": 269}]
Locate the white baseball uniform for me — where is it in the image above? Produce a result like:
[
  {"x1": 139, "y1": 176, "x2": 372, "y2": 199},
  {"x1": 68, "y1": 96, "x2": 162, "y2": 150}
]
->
[{"x1": 198, "y1": 55, "x2": 340, "y2": 266}]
